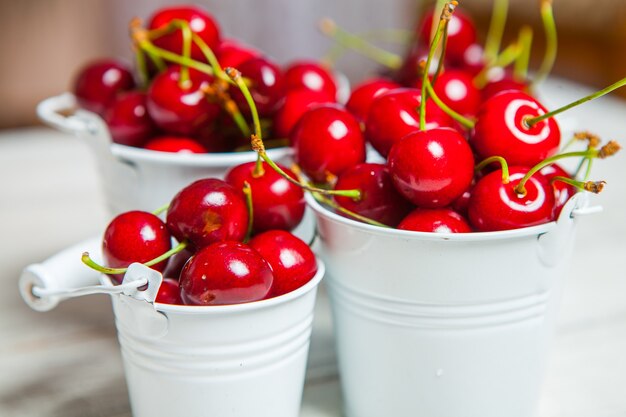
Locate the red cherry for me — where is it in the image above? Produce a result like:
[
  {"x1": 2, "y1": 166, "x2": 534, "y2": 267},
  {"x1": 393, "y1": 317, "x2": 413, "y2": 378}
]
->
[
  {"x1": 148, "y1": 5, "x2": 221, "y2": 62},
  {"x1": 248, "y1": 230, "x2": 317, "y2": 298},
  {"x1": 451, "y1": 185, "x2": 473, "y2": 217},
  {"x1": 468, "y1": 167, "x2": 556, "y2": 231},
  {"x1": 283, "y1": 60, "x2": 337, "y2": 100},
  {"x1": 365, "y1": 88, "x2": 454, "y2": 157},
  {"x1": 388, "y1": 127, "x2": 475, "y2": 208},
  {"x1": 539, "y1": 163, "x2": 577, "y2": 217},
  {"x1": 225, "y1": 161, "x2": 305, "y2": 233},
  {"x1": 144, "y1": 136, "x2": 208, "y2": 153},
  {"x1": 232, "y1": 56, "x2": 285, "y2": 116},
  {"x1": 334, "y1": 163, "x2": 414, "y2": 227},
  {"x1": 418, "y1": 8, "x2": 477, "y2": 62},
  {"x1": 102, "y1": 211, "x2": 172, "y2": 284},
  {"x1": 395, "y1": 44, "x2": 430, "y2": 86},
  {"x1": 290, "y1": 104, "x2": 366, "y2": 183},
  {"x1": 166, "y1": 178, "x2": 249, "y2": 250},
  {"x1": 146, "y1": 66, "x2": 220, "y2": 136},
  {"x1": 162, "y1": 247, "x2": 194, "y2": 280},
  {"x1": 104, "y1": 91, "x2": 156, "y2": 147},
  {"x1": 345, "y1": 78, "x2": 400, "y2": 122},
  {"x1": 398, "y1": 208, "x2": 472, "y2": 233},
  {"x1": 273, "y1": 89, "x2": 335, "y2": 139},
  {"x1": 481, "y1": 68, "x2": 528, "y2": 101},
  {"x1": 73, "y1": 59, "x2": 135, "y2": 115},
  {"x1": 215, "y1": 39, "x2": 261, "y2": 69},
  {"x1": 472, "y1": 90, "x2": 561, "y2": 167},
  {"x1": 179, "y1": 241, "x2": 273, "y2": 305},
  {"x1": 450, "y1": 43, "x2": 485, "y2": 76},
  {"x1": 432, "y1": 70, "x2": 481, "y2": 117},
  {"x1": 155, "y1": 278, "x2": 183, "y2": 305}
]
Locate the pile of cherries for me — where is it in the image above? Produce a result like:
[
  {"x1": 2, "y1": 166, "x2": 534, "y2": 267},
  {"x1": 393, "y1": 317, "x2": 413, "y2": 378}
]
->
[{"x1": 72, "y1": 5, "x2": 341, "y2": 153}]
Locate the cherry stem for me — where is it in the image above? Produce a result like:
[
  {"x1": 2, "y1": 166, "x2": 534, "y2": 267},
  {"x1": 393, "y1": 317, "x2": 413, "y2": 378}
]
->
[
  {"x1": 173, "y1": 19, "x2": 193, "y2": 86},
  {"x1": 433, "y1": 29, "x2": 448, "y2": 84},
  {"x1": 474, "y1": 41, "x2": 521, "y2": 88},
  {"x1": 242, "y1": 182, "x2": 254, "y2": 242},
  {"x1": 321, "y1": 28, "x2": 412, "y2": 67},
  {"x1": 311, "y1": 191, "x2": 389, "y2": 228},
  {"x1": 225, "y1": 67, "x2": 362, "y2": 200},
  {"x1": 532, "y1": 0, "x2": 557, "y2": 87},
  {"x1": 552, "y1": 176, "x2": 605, "y2": 194},
  {"x1": 475, "y1": 156, "x2": 510, "y2": 184},
  {"x1": 420, "y1": 1, "x2": 456, "y2": 132},
  {"x1": 81, "y1": 241, "x2": 188, "y2": 276},
  {"x1": 484, "y1": 0, "x2": 509, "y2": 63},
  {"x1": 513, "y1": 25, "x2": 533, "y2": 82},
  {"x1": 135, "y1": 49, "x2": 150, "y2": 88},
  {"x1": 423, "y1": 74, "x2": 475, "y2": 129},
  {"x1": 525, "y1": 76, "x2": 626, "y2": 127},
  {"x1": 318, "y1": 18, "x2": 403, "y2": 69},
  {"x1": 152, "y1": 203, "x2": 169, "y2": 216}
]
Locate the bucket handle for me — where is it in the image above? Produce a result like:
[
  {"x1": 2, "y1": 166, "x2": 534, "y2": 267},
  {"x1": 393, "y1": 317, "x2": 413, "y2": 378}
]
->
[{"x1": 36, "y1": 93, "x2": 95, "y2": 135}]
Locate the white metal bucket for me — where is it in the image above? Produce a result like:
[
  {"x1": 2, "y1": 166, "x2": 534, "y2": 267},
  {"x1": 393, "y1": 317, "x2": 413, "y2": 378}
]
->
[{"x1": 306, "y1": 192, "x2": 591, "y2": 417}]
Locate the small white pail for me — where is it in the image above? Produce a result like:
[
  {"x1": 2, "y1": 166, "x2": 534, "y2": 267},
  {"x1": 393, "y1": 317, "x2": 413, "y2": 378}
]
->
[{"x1": 307, "y1": 192, "x2": 592, "y2": 417}]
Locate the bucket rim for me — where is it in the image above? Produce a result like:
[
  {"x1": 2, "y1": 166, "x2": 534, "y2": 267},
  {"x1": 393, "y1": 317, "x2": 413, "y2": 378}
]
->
[{"x1": 305, "y1": 193, "x2": 559, "y2": 242}]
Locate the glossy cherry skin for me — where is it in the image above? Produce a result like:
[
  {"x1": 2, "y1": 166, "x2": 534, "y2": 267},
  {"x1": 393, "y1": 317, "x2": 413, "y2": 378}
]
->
[
  {"x1": 179, "y1": 241, "x2": 273, "y2": 305},
  {"x1": 248, "y1": 230, "x2": 318, "y2": 298},
  {"x1": 432, "y1": 70, "x2": 481, "y2": 117},
  {"x1": 155, "y1": 278, "x2": 183, "y2": 305},
  {"x1": 388, "y1": 127, "x2": 475, "y2": 208},
  {"x1": 162, "y1": 247, "x2": 194, "y2": 280},
  {"x1": 334, "y1": 163, "x2": 414, "y2": 227},
  {"x1": 290, "y1": 104, "x2": 366, "y2": 183},
  {"x1": 215, "y1": 39, "x2": 261, "y2": 69},
  {"x1": 365, "y1": 88, "x2": 454, "y2": 157},
  {"x1": 468, "y1": 167, "x2": 556, "y2": 231},
  {"x1": 539, "y1": 163, "x2": 577, "y2": 218},
  {"x1": 398, "y1": 208, "x2": 472, "y2": 233},
  {"x1": 232, "y1": 56, "x2": 285, "y2": 117},
  {"x1": 472, "y1": 90, "x2": 561, "y2": 167},
  {"x1": 225, "y1": 161, "x2": 305, "y2": 233},
  {"x1": 104, "y1": 91, "x2": 156, "y2": 148},
  {"x1": 418, "y1": 8, "x2": 477, "y2": 63},
  {"x1": 450, "y1": 43, "x2": 485, "y2": 76},
  {"x1": 148, "y1": 5, "x2": 221, "y2": 62},
  {"x1": 73, "y1": 59, "x2": 135, "y2": 115},
  {"x1": 144, "y1": 136, "x2": 208, "y2": 153},
  {"x1": 146, "y1": 66, "x2": 220, "y2": 136},
  {"x1": 283, "y1": 61, "x2": 337, "y2": 100},
  {"x1": 102, "y1": 211, "x2": 172, "y2": 284},
  {"x1": 166, "y1": 178, "x2": 249, "y2": 250},
  {"x1": 345, "y1": 78, "x2": 400, "y2": 122},
  {"x1": 273, "y1": 89, "x2": 334, "y2": 139}
]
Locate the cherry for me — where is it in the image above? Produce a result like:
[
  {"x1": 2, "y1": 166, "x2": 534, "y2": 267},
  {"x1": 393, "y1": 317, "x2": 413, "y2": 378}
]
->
[
  {"x1": 225, "y1": 161, "x2": 305, "y2": 233},
  {"x1": 272, "y1": 89, "x2": 334, "y2": 139},
  {"x1": 450, "y1": 43, "x2": 485, "y2": 76},
  {"x1": 432, "y1": 70, "x2": 481, "y2": 117},
  {"x1": 166, "y1": 178, "x2": 249, "y2": 250},
  {"x1": 539, "y1": 163, "x2": 577, "y2": 217},
  {"x1": 290, "y1": 104, "x2": 366, "y2": 183},
  {"x1": 451, "y1": 185, "x2": 473, "y2": 217},
  {"x1": 102, "y1": 211, "x2": 172, "y2": 284},
  {"x1": 162, "y1": 247, "x2": 194, "y2": 279},
  {"x1": 468, "y1": 166, "x2": 556, "y2": 231},
  {"x1": 395, "y1": 44, "x2": 431, "y2": 86},
  {"x1": 148, "y1": 5, "x2": 221, "y2": 62},
  {"x1": 365, "y1": 88, "x2": 454, "y2": 157},
  {"x1": 144, "y1": 136, "x2": 208, "y2": 153},
  {"x1": 215, "y1": 39, "x2": 261, "y2": 69},
  {"x1": 231, "y1": 56, "x2": 285, "y2": 117},
  {"x1": 283, "y1": 60, "x2": 337, "y2": 100},
  {"x1": 387, "y1": 127, "x2": 475, "y2": 208},
  {"x1": 481, "y1": 67, "x2": 528, "y2": 101},
  {"x1": 155, "y1": 278, "x2": 183, "y2": 305},
  {"x1": 334, "y1": 163, "x2": 413, "y2": 227},
  {"x1": 146, "y1": 66, "x2": 220, "y2": 136},
  {"x1": 472, "y1": 90, "x2": 560, "y2": 167},
  {"x1": 104, "y1": 91, "x2": 156, "y2": 148},
  {"x1": 418, "y1": 8, "x2": 477, "y2": 63},
  {"x1": 73, "y1": 59, "x2": 135, "y2": 115},
  {"x1": 345, "y1": 78, "x2": 400, "y2": 122},
  {"x1": 248, "y1": 230, "x2": 317, "y2": 298},
  {"x1": 398, "y1": 208, "x2": 472, "y2": 233},
  {"x1": 179, "y1": 241, "x2": 273, "y2": 305}
]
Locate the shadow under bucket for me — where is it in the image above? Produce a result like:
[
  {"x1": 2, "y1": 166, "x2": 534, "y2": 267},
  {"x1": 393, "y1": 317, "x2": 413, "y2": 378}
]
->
[{"x1": 306, "y1": 192, "x2": 588, "y2": 417}]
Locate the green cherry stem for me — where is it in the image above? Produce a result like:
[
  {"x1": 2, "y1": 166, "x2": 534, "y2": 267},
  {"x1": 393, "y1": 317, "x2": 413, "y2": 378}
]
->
[
  {"x1": 135, "y1": 49, "x2": 150, "y2": 88},
  {"x1": 312, "y1": 191, "x2": 390, "y2": 228},
  {"x1": 532, "y1": 0, "x2": 557, "y2": 86},
  {"x1": 82, "y1": 240, "x2": 188, "y2": 275},
  {"x1": 433, "y1": 29, "x2": 449, "y2": 83},
  {"x1": 318, "y1": 18, "x2": 403, "y2": 70},
  {"x1": 225, "y1": 67, "x2": 361, "y2": 200},
  {"x1": 176, "y1": 19, "x2": 193, "y2": 85},
  {"x1": 242, "y1": 182, "x2": 254, "y2": 242},
  {"x1": 423, "y1": 74, "x2": 475, "y2": 129},
  {"x1": 152, "y1": 203, "x2": 169, "y2": 216},
  {"x1": 484, "y1": 0, "x2": 509, "y2": 63},
  {"x1": 552, "y1": 176, "x2": 605, "y2": 194},
  {"x1": 513, "y1": 25, "x2": 533, "y2": 82},
  {"x1": 525, "y1": 76, "x2": 626, "y2": 127},
  {"x1": 474, "y1": 41, "x2": 521, "y2": 88},
  {"x1": 475, "y1": 156, "x2": 510, "y2": 184}
]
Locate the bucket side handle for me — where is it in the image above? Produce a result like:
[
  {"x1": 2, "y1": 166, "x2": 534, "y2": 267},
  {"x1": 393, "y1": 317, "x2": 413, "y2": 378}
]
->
[{"x1": 36, "y1": 93, "x2": 93, "y2": 135}]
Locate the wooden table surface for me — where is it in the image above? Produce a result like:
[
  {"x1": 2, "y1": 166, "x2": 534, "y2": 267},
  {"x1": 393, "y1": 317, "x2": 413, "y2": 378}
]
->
[{"x1": 1, "y1": 78, "x2": 626, "y2": 417}]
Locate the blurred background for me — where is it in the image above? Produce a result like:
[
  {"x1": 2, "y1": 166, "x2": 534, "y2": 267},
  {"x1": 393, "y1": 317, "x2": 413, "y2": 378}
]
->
[{"x1": 0, "y1": 0, "x2": 625, "y2": 128}]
